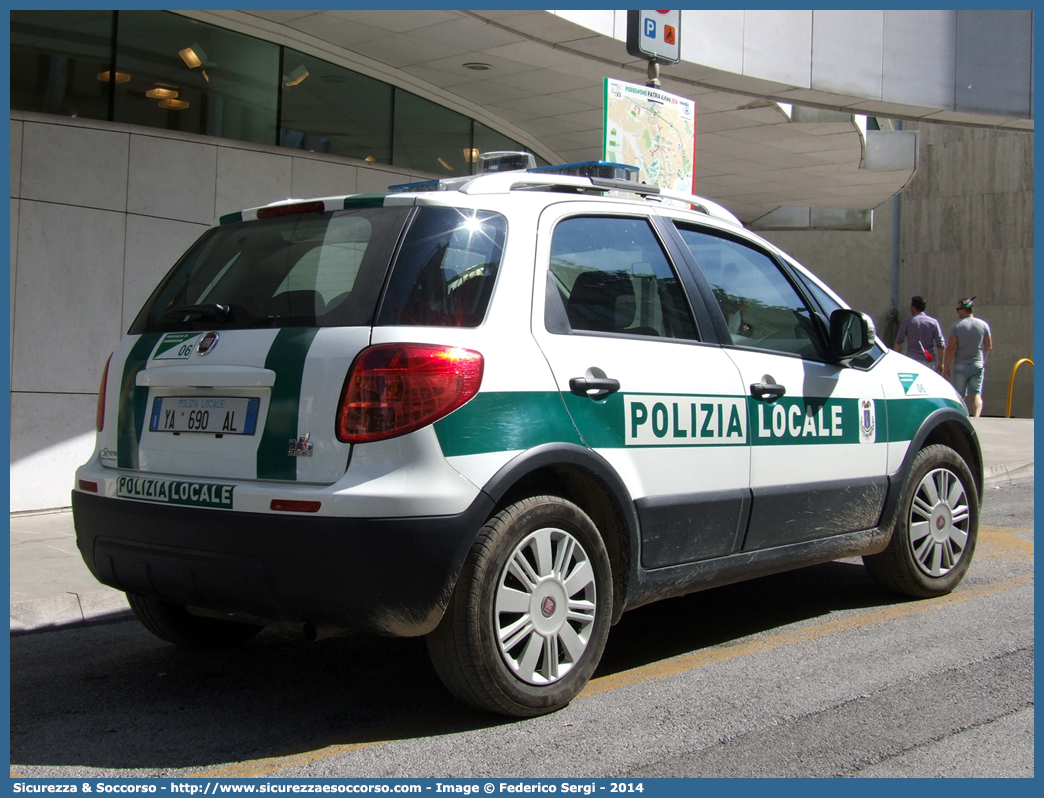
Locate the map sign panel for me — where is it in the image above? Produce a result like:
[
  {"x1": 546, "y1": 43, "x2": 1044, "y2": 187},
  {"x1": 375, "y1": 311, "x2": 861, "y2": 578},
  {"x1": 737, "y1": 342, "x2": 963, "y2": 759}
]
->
[{"x1": 603, "y1": 77, "x2": 695, "y2": 193}]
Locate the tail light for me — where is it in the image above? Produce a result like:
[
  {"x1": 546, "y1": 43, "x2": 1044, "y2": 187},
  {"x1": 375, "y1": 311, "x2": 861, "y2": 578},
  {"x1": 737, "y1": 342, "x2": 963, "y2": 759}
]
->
[
  {"x1": 96, "y1": 354, "x2": 112, "y2": 432},
  {"x1": 337, "y1": 344, "x2": 483, "y2": 443}
]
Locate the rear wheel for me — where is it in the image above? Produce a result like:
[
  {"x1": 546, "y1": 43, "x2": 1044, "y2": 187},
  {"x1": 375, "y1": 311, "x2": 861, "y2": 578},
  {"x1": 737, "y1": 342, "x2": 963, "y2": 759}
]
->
[
  {"x1": 427, "y1": 496, "x2": 613, "y2": 717},
  {"x1": 127, "y1": 593, "x2": 263, "y2": 648},
  {"x1": 864, "y1": 444, "x2": 979, "y2": 598}
]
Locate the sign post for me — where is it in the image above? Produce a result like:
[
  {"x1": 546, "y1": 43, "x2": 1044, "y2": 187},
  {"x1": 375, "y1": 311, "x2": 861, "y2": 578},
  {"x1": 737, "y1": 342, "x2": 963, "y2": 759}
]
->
[{"x1": 626, "y1": 10, "x2": 681, "y2": 87}]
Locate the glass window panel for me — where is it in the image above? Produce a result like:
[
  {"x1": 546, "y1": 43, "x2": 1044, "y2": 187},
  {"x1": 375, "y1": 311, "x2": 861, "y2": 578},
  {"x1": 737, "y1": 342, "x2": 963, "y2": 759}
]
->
[
  {"x1": 548, "y1": 216, "x2": 697, "y2": 340},
  {"x1": 393, "y1": 89, "x2": 472, "y2": 176},
  {"x1": 113, "y1": 11, "x2": 279, "y2": 146},
  {"x1": 10, "y1": 10, "x2": 114, "y2": 120},
  {"x1": 278, "y1": 49, "x2": 392, "y2": 163},
  {"x1": 674, "y1": 224, "x2": 824, "y2": 359},
  {"x1": 131, "y1": 206, "x2": 412, "y2": 334},
  {"x1": 379, "y1": 208, "x2": 507, "y2": 328}
]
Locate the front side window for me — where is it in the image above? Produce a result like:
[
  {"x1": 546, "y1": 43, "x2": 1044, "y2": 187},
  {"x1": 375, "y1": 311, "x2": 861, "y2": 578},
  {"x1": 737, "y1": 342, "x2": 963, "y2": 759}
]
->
[
  {"x1": 674, "y1": 224, "x2": 824, "y2": 360},
  {"x1": 788, "y1": 259, "x2": 885, "y2": 368},
  {"x1": 378, "y1": 207, "x2": 507, "y2": 328},
  {"x1": 130, "y1": 206, "x2": 411, "y2": 334},
  {"x1": 547, "y1": 216, "x2": 698, "y2": 341}
]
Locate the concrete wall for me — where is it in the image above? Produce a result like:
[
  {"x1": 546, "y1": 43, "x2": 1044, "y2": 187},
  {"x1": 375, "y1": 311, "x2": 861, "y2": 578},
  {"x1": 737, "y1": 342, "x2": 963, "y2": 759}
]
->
[
  {"x1": 9, "y1": 112, "x2": 431, "y2": 512},
  {"x1": 898, "y1": 123, "x2": 1035, "y2": 419},
  {"x1": 762, "y1": 124, "x2": 1034, "y2": 420},
  {"x1": 759, "y1": 197, "x2": 896, "y2": 348}
]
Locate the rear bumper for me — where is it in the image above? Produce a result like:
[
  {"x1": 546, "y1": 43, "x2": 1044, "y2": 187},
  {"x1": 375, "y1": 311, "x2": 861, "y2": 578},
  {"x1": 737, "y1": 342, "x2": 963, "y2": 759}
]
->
[{"x1": 72, "y1": 490, "x2": 494, "y2": 636}]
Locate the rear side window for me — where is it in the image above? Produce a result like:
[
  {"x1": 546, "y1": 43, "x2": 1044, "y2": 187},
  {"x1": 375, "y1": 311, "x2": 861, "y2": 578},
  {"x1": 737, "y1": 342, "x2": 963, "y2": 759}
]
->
[
  {"x1": 378, "y1": 207, "x2": 507, "y2": 328},
  {"x1": 130, "y1": 206, "x2": 411, "y2": 333},
  {"x1": 546, "y1": 216, "x2": 698, "y2": 340}
]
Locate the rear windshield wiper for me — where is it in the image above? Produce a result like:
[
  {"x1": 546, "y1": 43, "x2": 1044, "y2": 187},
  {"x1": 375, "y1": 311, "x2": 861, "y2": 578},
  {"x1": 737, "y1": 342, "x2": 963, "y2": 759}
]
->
[{"x1": 162, "y1": 303, "x2": 231, "y2": 322}]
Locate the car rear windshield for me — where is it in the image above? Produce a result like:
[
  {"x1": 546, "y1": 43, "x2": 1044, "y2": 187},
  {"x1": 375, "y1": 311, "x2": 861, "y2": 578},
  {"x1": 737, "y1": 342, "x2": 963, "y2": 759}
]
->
[
  {"x1": 130, "y1": 204, "x2": 507, "y2": 334},
  {"x1": 130, "y1": 206, "x2": 411, "y2": 334}
]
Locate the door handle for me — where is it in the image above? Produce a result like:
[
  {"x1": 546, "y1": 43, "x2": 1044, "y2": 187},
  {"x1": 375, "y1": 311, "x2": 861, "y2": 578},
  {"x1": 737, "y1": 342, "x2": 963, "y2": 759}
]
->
[
  {"x1": 751, "y1": 382, "x2": 786, "y2": 402},
  {"x1": 569, "y1": 377, "x2": 621, "y2": 400}
]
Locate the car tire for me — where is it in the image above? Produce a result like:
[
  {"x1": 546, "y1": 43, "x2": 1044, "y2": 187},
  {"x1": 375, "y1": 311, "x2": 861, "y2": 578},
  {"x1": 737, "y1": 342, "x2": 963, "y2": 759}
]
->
[
  {"x1": 127, "y1": 593, "x2": 263, "y2": 648},
  {"x1": 863, "y1": 444, "x2": 979, "y2": 598},
  {"x1": 427, "y1": 495, "x2": 613, "y2": 717}
]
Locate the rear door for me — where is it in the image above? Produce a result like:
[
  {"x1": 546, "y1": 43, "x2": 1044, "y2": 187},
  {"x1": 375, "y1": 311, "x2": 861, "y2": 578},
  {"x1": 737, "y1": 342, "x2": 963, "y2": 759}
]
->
[
  {"x1": 668, "y1": 220, "x2": 888, "y2": 549},
  {"x1": 531, "y1": 203, "x2": 751, "y2": 568}
]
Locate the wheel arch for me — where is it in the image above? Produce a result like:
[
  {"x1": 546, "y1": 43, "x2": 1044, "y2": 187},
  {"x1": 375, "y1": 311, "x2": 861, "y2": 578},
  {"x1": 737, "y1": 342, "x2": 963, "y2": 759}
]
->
[
  {"x1": 480, "y1": 443, "x2": 640, "y2": 625},
  {"x1": 879, "y1": 408, "x2": 983, "y2": 535}
]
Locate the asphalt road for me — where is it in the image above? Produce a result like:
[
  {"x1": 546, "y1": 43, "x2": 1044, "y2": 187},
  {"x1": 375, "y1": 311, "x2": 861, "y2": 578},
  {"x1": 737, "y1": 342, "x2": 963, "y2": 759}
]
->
[{"x1": 10, "y1": 479, "x2": 1033, "y2": 779}]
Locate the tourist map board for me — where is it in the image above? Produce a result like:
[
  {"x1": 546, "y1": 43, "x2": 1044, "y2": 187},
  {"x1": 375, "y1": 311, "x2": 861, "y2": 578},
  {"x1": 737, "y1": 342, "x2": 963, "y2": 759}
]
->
[{"x1": 603, "y1": 77, "x2": 695, "y2": 193}]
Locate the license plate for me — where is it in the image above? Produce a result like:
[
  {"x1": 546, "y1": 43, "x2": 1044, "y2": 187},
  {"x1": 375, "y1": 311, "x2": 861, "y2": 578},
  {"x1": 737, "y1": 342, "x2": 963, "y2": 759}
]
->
[{"x1": 149, "y1": 396, "x2": 260, "y2": 435}]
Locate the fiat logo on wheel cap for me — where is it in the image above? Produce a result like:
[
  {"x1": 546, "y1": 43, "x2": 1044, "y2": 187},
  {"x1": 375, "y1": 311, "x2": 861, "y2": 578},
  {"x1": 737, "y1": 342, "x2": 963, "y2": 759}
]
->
[
  {"x1": 541, "y1": 595, "x2": 556, "y2": 617},
  {"x1": 197, "y1": 331, "x2": 219, "y2": 355}
]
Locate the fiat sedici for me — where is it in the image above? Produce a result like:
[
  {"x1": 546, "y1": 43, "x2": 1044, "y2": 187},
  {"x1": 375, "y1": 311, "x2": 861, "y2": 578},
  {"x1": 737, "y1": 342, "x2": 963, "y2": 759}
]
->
[{"x1": 74, "y1": 153, "x2": 982, "y2": 716}]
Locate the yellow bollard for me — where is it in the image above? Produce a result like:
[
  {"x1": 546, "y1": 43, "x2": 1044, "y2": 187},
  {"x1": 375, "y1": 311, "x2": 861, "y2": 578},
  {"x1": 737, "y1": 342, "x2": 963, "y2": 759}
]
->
[{"x1": 1006, "y1": 358, "x2": 1034, "y2": 418}]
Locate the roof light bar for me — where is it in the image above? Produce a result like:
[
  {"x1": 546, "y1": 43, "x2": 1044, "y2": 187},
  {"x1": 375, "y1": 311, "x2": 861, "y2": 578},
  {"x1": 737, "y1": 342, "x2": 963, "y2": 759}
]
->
[
  {"x1": 528, "y1": 161, "x2": 639, "y2": 182},
  {"x1": 388, "y1": 178, "x2": 442, "y2": 194}
]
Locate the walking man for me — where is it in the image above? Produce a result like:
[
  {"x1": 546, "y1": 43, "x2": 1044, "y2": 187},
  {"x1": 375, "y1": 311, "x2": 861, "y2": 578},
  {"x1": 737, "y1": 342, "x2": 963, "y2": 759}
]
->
[
  {"x1": 943, "y1": 297, "x2": 992, "y2": 417},
  {"x1": 893, "y1": 295, "x2": 945, "y2": 371}
]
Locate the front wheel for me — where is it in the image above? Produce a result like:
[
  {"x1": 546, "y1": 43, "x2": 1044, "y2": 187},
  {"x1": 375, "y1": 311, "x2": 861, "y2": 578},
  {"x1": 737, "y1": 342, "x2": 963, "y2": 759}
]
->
[
  {"x1": 427, "y1": 496, "x2": 613, "y2": 717},
  {"x1": 864, "y1": 444, "x2": 979, "y2": 598}
]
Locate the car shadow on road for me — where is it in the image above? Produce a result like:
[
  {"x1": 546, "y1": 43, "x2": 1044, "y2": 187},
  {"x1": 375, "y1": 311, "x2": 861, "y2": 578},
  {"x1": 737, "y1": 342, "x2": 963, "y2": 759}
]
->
[{"x1": 10, "y1": 560, "x2": 902, "y2": 774}]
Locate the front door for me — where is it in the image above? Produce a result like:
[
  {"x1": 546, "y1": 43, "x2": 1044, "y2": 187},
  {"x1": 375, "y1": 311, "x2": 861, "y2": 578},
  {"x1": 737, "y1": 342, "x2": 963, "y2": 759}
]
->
[{"x1": 668, "y1": 220, "x2": 888, "y2": 549}]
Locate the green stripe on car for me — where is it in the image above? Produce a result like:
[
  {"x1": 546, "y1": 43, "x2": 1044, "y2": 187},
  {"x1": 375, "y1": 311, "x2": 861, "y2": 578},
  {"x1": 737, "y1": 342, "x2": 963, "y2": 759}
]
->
[
  {"x1": 343, "y1": 195, "x2": 388, "y2": 209},
  {"x1": 256, "y1": 327, "x2": 320, "y2": 480},
  {"x1": 436, "y1": 391, "x2": 960, "y2": 456},
  {"x1": 117, "y1": 334, "x2": 162, "y2": 469},
  {"x1": 434, "y1": 391, "x2": 582, "y2": 457}
]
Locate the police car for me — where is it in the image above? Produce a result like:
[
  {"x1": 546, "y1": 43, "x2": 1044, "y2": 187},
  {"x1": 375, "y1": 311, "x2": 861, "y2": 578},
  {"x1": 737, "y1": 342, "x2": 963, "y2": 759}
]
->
[{"x1": 73, "y1": 152, "x2": 982, "y2": 717}]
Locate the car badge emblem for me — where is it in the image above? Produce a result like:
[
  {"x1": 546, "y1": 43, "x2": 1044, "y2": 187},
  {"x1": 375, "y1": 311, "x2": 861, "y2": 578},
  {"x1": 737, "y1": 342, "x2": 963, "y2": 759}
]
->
[
  {"x1": 288, "y1": 433, "x2": 313, "y2": 457},
  {"x1": 541, "y1": 595, "x2": 556, "y2": 618},
  {"x1": 197, "y1": 331, "x2": 220, "y2": 356}
]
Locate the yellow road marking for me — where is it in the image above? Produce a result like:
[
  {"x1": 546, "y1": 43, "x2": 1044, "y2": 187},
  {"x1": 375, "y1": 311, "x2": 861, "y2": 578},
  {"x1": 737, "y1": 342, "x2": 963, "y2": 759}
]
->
[
  {"x1": 191, "y1": 568, "x2": 1032, "y2": 779},
  {"x1": 579, "y1": 573, "x2": 1033, "y2": 697},
  {"x1": 977, "y1": 526, "x2": 1034, "y2": 562}
]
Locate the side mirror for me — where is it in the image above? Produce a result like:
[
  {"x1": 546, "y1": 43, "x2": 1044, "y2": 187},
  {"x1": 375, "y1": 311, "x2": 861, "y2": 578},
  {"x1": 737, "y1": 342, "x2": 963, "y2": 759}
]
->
[{"x1": 829, "y1": 308, "x2": 875, "y2": 365}]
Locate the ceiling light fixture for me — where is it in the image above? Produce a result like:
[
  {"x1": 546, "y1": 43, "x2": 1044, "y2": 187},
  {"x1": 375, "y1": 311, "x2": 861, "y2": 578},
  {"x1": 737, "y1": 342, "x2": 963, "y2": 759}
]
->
[
  {"x1": 283, "y1": 65, "x2": 309, "y2": 88},
  {"x1": 462, "y1": 62, "x2": 492, "y2": 71},
  {"x1": 158, "y1": 98, "x2": 190, "y2": 110},
  {"x1": 146, "y1": 87, "x2": 179, "y2": 100},
  {"x1": 463, "y1": 148, "x2": 480, "y2": 163},
  {"x1": 438, "y1": 157, "x2": 454, "y2": 171},
  {"x1": 96, "y1": 71, "x2": 131, "y2": 84},
  {"x1": 179, "y1": 45, "x2": 210, "y2": 69}
]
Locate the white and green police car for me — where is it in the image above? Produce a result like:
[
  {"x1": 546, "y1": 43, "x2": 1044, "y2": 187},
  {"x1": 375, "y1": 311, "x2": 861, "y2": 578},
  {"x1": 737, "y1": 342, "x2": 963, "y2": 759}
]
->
[{"x1": 73, "y1": 154, "x2": 982, "y2": 717}]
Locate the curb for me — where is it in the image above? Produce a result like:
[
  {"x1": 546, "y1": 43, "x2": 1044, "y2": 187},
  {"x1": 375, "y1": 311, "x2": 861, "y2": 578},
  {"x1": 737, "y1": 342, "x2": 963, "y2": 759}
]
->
[
  {"x1": 10, "y1": 589, "x2": 132, "y2": 636},
  {"x1": 983, "y1": 461, "x2": 1034, "y2": 485}
]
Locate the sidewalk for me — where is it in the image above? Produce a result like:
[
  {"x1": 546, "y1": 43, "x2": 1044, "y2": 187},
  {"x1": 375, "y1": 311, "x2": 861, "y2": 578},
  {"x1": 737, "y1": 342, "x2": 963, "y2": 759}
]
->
[{"x1": 9, "y1": 418, "x2": 1033, "y2": 635}]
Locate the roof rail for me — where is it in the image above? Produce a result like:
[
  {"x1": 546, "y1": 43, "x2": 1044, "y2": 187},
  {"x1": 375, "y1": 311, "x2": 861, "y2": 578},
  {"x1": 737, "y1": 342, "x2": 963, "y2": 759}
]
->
[{"x1": 388, "y1": 164, "x2": 742, "y2": 227}]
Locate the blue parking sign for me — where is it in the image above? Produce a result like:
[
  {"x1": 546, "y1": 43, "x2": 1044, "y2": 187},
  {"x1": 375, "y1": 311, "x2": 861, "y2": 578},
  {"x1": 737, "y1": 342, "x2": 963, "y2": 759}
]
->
[{"x1": 626, "y1": 10, "x2": 681, "y2": 64}]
